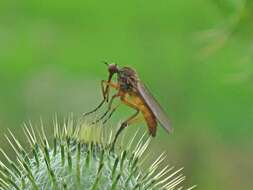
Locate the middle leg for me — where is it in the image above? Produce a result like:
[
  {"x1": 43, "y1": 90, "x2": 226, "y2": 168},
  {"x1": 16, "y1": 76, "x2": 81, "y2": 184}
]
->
[
  {"x1": 83, "y1": 80, "x2": 119, "y2": 117},
  {"x1": 92, "y1": 93, "x2": 120, "y2": 124}
]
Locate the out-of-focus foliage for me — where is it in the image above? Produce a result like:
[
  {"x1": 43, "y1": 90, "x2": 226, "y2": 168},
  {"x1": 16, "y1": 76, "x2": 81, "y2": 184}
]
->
[{"x1": 0, "y1": 0, "x2": 252, "y2": 189}]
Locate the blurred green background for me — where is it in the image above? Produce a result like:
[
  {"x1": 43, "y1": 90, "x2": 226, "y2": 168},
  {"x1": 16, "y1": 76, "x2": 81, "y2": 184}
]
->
[{"x1": 0, "y1": 0, "x2": 253, "y2": 189}]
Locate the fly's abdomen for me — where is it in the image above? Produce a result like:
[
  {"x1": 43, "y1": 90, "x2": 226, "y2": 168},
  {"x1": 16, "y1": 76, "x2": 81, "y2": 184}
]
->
[
  {"x1": 130, "y1": 95, "x2": 157, "y2": 137},
  {"x1": 141, "y1": 106, "x2": 157, "y2": 137}
]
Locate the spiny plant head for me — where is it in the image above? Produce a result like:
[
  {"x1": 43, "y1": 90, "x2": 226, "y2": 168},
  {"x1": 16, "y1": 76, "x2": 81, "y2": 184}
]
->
[{"x1": 0, "y1": 116, "x2": 196, "y2": 190}]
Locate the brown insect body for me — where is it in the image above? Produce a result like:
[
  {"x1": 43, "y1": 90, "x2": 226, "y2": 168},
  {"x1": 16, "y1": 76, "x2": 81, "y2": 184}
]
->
[{"x1": 117, "y1": 67, "x2": 159, "y2": 136}]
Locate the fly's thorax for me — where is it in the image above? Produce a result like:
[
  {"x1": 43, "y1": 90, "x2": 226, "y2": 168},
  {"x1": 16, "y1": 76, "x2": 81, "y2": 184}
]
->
[
  {"x1": 117, "y1": 67, "x2": 139, "y2": 92},
  {"x1": 117, "y1": 74, "x2": 131, "y2": 92}
]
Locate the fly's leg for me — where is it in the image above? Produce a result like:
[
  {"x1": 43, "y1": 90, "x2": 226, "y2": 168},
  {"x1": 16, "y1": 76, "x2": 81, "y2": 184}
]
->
[
  {"x1": 111, "y1": 96, "x2": 140, "y2": 151},
  {"x1": 82, "y1": 80, "x2": 107, "y2": 117},
  {"x1": 102, "y1": 103, "x2": 121, "y2": 125},
  {"x1": 111, "y1": 110, "x2": 140, "y2": 151},
  {"x1": 83, "y1": 80, "x2": 119, "y2": 117},
  {"x1": 92, "y1": 93, "x2": 120, "y2": 124}
]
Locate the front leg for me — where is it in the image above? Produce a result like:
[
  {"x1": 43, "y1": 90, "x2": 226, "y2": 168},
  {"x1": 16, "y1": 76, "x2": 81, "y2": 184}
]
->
[
  {"x1": 101, "y1": 80, "x2": 119, "y2": 102},
  {"x1": 83, "y1": 80, "x2": 119, "y2": 117}
]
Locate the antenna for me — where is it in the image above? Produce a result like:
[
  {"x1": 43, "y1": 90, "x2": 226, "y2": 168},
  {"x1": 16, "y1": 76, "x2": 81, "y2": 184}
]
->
[{"x1": 102, "y1": 61, "x2": 109, "y2": 66}]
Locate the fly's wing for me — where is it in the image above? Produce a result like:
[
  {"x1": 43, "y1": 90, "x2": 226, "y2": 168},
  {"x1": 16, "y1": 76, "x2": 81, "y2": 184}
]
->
[{"x1": 137, "y1": 82, "x2": 173, "y2": 133}]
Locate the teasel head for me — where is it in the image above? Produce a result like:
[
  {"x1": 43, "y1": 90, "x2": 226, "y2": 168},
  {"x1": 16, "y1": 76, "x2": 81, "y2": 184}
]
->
[{"x1": 0, "y1": 115, "x2": 196, "y2": 190}]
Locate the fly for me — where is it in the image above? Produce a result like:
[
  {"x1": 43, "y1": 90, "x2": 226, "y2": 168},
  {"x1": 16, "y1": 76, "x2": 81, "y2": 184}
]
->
[{"x1": 83, "y1": 63, "x2": 173, "y2": 149}]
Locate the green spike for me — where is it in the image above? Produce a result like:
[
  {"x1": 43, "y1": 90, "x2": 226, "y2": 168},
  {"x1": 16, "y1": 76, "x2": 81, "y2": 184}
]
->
[
  {"x1": 53, "y1": 114, "x2": 59, "y2": 139},
  {"x1": 128, "y1": 153, "x2": 135, "y2": 168},
  {"x1": 110, "y1": 174, "x2": 121, "y2": 190},
  {"x1": 98, "y1": 149, "x2": 105, "y2": 173},
  {"x1": 89, "y1": 142, "x2": 94, "y2": 165},
  {"x1": 0, "y1": 178, "x2": 10, "y2": 189},
  {"x1": 131, "y1": 157, "x2": 139, "y2": 172},
  {"x1": 76, "y1": 142, "x2": 81, "y2": 188},
  {"x1": 85, "y1": 149, "x2": 90, "y2": 167},
  {"x1": 187, "y1": 185, "x2": 197, "y2": 190},
  {"x1": 111, "y1": 157, "x2": 119, "y2": 179},
  {"x1": 23, "y1": 125, "x2": 35, "y2": 147},
  {"x1": 18, "y1": 159, "x2": 39, "y2": 190},
  {"x1": 143, "y1": 178, "x2": 156, "y2": 189},
  {"x1": 43, "y1": 142, "x2": 51, "y2": 167},
  {"x1": 124, "y1": 166, "x2": 138, "y2": 187},
  {"x1": 5, "y1": 135, "x2": 30, "y2": 166},
  {"x1": 53, "y1": 138, "x2": 57, "y2": 157},
  {"x1": 67, "y1": 143, "x2": 72, "y2": 172},
  {"x1": 120, "y1": 150, "x2": 127, "y2": 172},
  {"x1": 63, "y1": 182, "x2": 68, "y2": 190},
  {"x1": 0, "y1": 149, "x2": 21, "y2": 178},
  {"x1": 62, "y1": 179, "x2": 68, "y2": 190},
  {"x1": 91, "y1": 162, "x2": 104, "y2": 190},
  {"x1": 5, "y1": 176, "x2": 21, "y2": 190},
  {"x1": 0, "y1": 161, "x2": 18, "y2": 182},
  {"x1": 32, "y1": 145, "x2": 40, "y2": 168},
  {"x1": 133, "y1": 183, "x2": 141, "y2": 190},
  {"x1": 44, "y1": 158, "x2": 58, "y2": 190},
  {"x1": 60, "y1": 143, "x2": 65, "y2": 166}
]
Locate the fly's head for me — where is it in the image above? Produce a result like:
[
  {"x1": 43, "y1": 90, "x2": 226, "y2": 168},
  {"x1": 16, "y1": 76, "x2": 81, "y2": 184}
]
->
[{"x1": 104, "y1": 62, "x2": 119, "y2": 82}]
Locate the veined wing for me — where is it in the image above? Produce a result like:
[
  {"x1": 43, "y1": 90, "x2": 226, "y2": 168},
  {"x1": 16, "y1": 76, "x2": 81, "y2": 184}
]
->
[{"x1": 137, "y1": 82, "x2": 173, "y2": 133}]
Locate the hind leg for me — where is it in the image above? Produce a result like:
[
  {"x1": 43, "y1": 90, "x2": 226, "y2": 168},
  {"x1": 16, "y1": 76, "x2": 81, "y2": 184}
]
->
[
  {"x1": 111, "y1": 109, "x2": 140, "y2": 151},
  {"x1": 111, "y1": 96, "x2": 140, "y2": 150}
]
